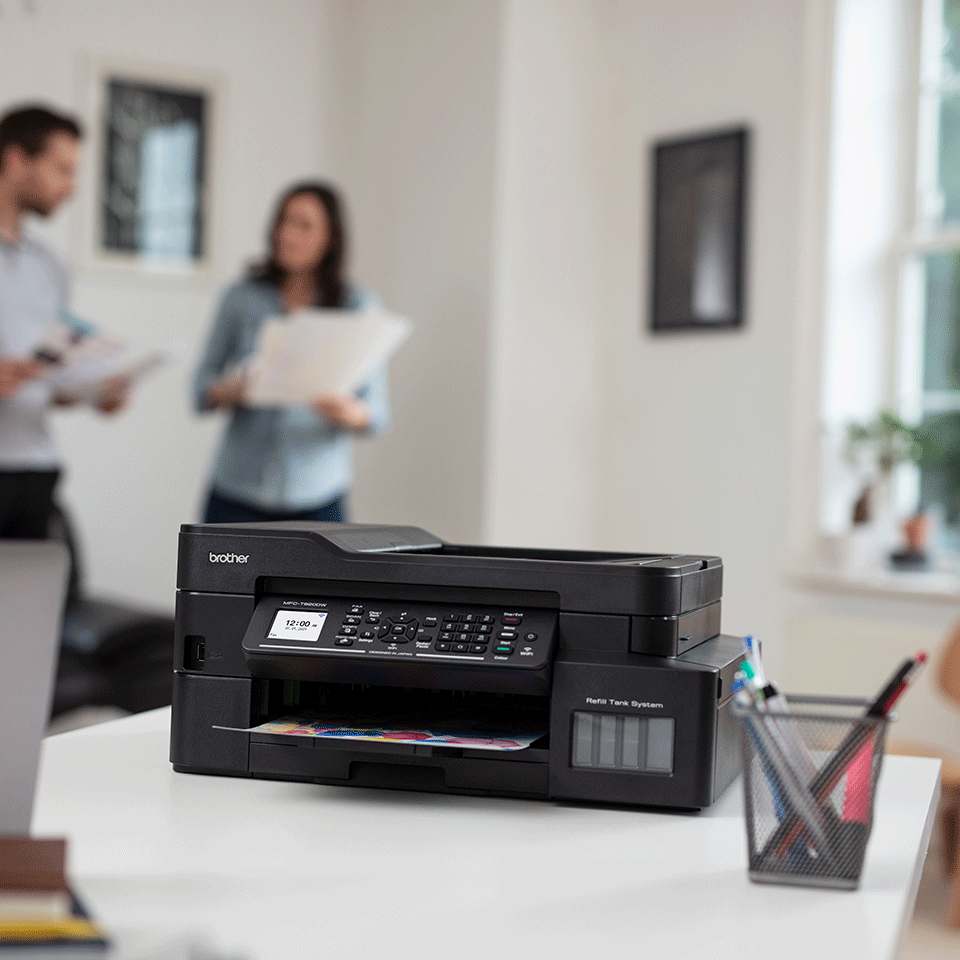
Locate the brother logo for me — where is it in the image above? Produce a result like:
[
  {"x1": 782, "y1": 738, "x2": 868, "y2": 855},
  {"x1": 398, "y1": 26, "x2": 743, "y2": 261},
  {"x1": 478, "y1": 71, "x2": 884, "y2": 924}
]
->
[{"x1": 209, "y1": 552, "x2": 250, "y2": 564}]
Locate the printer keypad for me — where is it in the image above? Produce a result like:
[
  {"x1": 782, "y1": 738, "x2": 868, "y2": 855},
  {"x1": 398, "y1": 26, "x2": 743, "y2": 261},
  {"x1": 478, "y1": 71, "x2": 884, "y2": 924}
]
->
[
  {"x1": 267, "y1": 599, "x2": 551, "y2": 668},
  {"x1": 420, "y1": 608, "x2": 538, "y2": 660}
]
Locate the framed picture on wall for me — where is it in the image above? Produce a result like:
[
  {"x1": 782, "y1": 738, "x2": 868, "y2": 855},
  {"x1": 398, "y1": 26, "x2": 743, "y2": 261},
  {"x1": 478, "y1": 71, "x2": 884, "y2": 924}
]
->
[
  {"x1": 80, "y1": 58, "x2": 222, "y2": 278},
  {"x1": 650, "y1": 127, "x2": 748, "y2": 332}
]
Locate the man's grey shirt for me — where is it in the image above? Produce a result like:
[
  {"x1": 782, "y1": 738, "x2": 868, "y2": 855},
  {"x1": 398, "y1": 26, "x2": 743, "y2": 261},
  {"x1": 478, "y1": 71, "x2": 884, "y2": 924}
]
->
[{"x1": 0, "y1": 233, "x2": 67, "y2": 468}]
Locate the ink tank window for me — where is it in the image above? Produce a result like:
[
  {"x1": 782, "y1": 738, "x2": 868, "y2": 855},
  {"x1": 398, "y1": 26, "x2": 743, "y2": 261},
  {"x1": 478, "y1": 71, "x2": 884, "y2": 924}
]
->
[{"x1": 571, "y1": 712, "x2": 675, "y2": 774}]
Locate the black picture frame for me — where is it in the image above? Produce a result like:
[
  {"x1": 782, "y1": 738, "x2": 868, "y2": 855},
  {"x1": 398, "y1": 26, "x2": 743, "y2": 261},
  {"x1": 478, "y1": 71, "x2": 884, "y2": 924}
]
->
[
  {"x1": 83, "y1": 60, "x2": 221, "y2": 277},
  {"x1": 100, "y1": 77, "x2": 207, "y2": 260},
  {"x1": 650, "y1": 127, "x2": 748, "y2": 332}
]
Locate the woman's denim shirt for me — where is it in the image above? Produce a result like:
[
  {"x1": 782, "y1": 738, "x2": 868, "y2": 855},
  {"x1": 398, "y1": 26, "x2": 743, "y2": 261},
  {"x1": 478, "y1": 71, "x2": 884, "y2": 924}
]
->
[{"x1": 193, "y1": 279, "x2": 390, "y2": 510}]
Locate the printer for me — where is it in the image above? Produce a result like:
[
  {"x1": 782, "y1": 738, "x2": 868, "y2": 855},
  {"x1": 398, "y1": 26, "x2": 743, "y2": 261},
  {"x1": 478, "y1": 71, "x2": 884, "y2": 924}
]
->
[{"x1": 170, "y1": 522, "x2": 743, "y2": 810}]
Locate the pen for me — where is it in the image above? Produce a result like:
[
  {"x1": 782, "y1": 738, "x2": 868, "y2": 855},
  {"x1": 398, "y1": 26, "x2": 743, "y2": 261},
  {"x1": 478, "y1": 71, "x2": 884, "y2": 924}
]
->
[
  {"x1": 837, "y1": 737, "x2": 878, "y2": 876},
  {"x1": 750, "y1": 712, "x2": 839, "y2": 870},
  {"x1": 738, "y1": 661, "x2": 765, "y2": 700},
  {"x1": 759, "y1": 680, "x2": 818, "y2": 784},
  {"x1": 733, "y1": 678, "x2": 787, "y2": 820},
  {"x1": 743, "y1": 635, "x2": 764, "y2": 684},
  {"x1": 735, "y1": 678, "x2": 838, "y2": 869},
  {"x1": 867, "y1": 653, "x2": 927, "y2": 716},
  {"x1": 841, "y1": 739, "x2": 874, "y2": 824}
]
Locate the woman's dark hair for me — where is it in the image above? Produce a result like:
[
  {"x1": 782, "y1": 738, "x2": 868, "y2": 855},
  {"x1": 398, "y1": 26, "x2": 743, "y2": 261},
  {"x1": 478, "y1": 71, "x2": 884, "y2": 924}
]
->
[{"x1": 251, "y1": 181, "x2": 348, "y2": 308}]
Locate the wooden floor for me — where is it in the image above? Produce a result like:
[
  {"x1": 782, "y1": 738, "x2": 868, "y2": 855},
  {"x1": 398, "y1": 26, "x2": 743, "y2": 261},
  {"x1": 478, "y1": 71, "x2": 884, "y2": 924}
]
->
[{"x1": 902, "y1": 815, "x2": 960, "y2": 958}]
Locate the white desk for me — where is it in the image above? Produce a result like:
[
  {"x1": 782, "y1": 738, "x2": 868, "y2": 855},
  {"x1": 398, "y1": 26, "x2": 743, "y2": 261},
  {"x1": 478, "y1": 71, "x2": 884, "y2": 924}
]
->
[{"x1": 33, "y1": 708, "x2": 939, "y2": 960}]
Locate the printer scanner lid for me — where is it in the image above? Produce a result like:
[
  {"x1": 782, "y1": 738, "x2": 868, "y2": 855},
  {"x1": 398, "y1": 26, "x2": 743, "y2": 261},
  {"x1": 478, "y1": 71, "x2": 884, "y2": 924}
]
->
[{"x1": 178, "y1": 522, "x2": 721, "y2": 617}]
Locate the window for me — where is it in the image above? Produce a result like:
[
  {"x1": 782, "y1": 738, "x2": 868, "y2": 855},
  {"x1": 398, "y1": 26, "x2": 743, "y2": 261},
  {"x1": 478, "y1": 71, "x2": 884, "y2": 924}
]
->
[{"x1": 903, "y1": 0, "x2": 960, "y2": 540}]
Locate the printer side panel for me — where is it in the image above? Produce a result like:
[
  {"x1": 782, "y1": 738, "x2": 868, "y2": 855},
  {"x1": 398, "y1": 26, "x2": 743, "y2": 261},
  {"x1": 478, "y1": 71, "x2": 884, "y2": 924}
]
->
[
  {"x1": 171, "y1": 591, "x2": 256, "y2": 774},
  {"x1": 170, "y1": 673, "x2": 253, "y2": 774},
  {"x1": 713, "y1": 695, "x2": 742, "y2": 801},
  {"x1": 174, "y1": 591, "x2": 254, "y2": 678},
  {"x1": 675, "y1": 633, "x2": 746, "y2": 803},
  {"x1": 548, "y1": 656, "x2": 719, "y2": 809}
]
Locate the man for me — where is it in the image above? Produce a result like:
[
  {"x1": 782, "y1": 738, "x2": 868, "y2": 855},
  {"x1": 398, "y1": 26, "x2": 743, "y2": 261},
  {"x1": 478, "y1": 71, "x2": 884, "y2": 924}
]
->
[{"x1": 0, "y1": 104, "x2": 128, "y2": 538}]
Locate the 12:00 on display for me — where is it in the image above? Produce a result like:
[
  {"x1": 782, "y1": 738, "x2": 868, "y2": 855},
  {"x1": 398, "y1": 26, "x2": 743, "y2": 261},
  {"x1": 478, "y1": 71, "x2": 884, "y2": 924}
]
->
[{"x1": 266, "y1": 610, "x2": 327, "y2": 642}]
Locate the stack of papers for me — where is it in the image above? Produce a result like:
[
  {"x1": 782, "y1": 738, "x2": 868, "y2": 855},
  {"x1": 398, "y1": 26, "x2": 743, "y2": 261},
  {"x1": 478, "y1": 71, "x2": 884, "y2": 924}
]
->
[
  {"x1": 245, "y1": 308, "x2": 410, "y2": 406},
  {"x1": 34, "y1": 322, "x2": 183, "y2": 402},
  {"x1": 245, "y1": 715, "x2": 545, "y2": 751}
]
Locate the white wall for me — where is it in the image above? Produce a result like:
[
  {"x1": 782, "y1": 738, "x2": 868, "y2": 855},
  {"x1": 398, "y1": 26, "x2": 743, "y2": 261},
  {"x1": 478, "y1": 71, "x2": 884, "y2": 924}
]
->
[
  {"x1": 473, "y1": 0, "x2": 810, "y2": 678},
  {"x1": 340, "y1": 0, "x2": 816, "y2": 679},
  {"x1": 485, "y1": 0, "x2": 612, "y2": 549},
  {"x1": 0, "y1": 0, "x2": 329, "y2": 610},
  {"x1": 599, "y1": 0, "x2": 809, "y2": 672},
  {"x1": 7, "y1": 0, "x2": 951, "y2": 735},
  {"x1": 0, "y1": 0, "x2": 818, "y2": 667},
  {"x1": 784, "y1": 588, "x2": 960, "y2": 755},
  {"x1": 328, "y1": 0, "x2": 503, "y2": 545}
]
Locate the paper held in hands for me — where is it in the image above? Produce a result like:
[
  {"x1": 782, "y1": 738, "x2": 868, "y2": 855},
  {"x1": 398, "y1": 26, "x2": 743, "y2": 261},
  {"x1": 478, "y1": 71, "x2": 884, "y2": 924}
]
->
[
  {"x1": 245, "y1": 308, "x2": 411, "y2": 406},
  {"x1": 34, "y1": 320, "x2": 184, "y2": 402}
]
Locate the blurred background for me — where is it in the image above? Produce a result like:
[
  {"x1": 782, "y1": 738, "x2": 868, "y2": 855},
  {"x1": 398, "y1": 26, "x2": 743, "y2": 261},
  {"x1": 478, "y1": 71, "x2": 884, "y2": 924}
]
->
[{"x1": 1, "y1": 0, "x2": 959, "y2": 758}]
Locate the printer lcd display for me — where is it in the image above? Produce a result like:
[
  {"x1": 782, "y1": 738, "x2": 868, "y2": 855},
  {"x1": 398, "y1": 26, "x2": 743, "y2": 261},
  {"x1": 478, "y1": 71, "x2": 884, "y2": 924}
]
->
[{"x1": 266, "y1": 610, "x2": 328, "y2": 643}]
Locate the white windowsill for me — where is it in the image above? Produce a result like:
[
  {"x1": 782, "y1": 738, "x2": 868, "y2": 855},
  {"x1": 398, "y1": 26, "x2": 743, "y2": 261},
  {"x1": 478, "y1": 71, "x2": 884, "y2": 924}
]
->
[{"x1": 787, "y1": 564, "x2": 960, "y2": 604}]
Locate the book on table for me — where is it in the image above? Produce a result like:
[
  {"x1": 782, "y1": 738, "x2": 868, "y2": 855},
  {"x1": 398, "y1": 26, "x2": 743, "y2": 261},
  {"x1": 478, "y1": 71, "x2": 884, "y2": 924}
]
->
[{"x1": 0, "y1": 836, "x2": 108, "y2": 954}]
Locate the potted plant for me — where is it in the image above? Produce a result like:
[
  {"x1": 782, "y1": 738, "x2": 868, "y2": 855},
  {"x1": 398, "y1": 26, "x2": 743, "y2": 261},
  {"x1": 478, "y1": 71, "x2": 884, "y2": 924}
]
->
[
  {"x1": 845, "y1": 410, "x2": 926, "y2": 525},
  {"x1": 845, "y1": 410, "x2": 960, "y2": 565}
]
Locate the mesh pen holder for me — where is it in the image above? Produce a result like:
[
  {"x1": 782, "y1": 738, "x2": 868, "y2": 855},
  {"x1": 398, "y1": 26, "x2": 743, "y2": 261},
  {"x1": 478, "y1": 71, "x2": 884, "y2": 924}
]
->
[{"x1": 733, "y1": 694, "x2": 890, "y2": 890}]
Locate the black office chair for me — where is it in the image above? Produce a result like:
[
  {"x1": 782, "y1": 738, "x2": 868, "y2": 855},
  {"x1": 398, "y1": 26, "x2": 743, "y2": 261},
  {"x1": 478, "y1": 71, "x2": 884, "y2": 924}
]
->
[{"x1": 47, "y1": 503, "x2": 175, "y2": 719}]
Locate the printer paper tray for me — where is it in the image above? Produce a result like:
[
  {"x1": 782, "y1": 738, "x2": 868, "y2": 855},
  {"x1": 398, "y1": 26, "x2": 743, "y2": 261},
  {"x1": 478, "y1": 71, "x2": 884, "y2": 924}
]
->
[
  {"x1": 246, "y1": 737, "x2": 552, "y2": 797},
  {"x1": 246, "y1": 729, "x2": 551, "y2": 763}
]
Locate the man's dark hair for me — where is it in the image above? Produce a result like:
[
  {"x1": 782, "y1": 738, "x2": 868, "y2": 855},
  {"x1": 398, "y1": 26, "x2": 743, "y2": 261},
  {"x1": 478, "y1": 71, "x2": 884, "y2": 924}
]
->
[{"x1": 0, "y1": 105, "x2": 83, "y2": 171}]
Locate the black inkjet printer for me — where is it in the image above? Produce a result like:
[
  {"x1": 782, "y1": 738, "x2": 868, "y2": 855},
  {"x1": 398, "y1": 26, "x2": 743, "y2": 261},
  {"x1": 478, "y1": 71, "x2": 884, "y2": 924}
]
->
[{"x1": 170, "y1": 523, "x2": 743, "y2": 809}]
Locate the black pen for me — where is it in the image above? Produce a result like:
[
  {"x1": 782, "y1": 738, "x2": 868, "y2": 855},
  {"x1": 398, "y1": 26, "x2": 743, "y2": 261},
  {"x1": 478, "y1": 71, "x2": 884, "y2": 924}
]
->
[{"x1": 867, "y1": 653, "x2": 927, "y2": 717}]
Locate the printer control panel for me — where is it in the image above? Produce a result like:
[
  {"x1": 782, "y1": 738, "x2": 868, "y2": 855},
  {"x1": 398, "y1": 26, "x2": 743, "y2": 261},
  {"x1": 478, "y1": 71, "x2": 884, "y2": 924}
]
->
[{"x1": 242, "y1": 596, "x2": 557, "y2": 669}]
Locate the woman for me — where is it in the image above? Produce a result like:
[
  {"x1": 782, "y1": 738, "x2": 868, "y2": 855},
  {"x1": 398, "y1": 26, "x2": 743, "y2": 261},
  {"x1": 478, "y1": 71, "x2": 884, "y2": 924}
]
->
[{"x1": 193, "y1": 182, "x2": 389, "y2": 523}]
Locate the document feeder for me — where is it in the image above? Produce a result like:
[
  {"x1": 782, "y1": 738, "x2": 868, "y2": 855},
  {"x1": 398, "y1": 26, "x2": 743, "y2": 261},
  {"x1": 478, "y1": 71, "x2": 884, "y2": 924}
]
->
[{"x1": 170, "y1": 522, "x2": 743, "y2": 809}]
